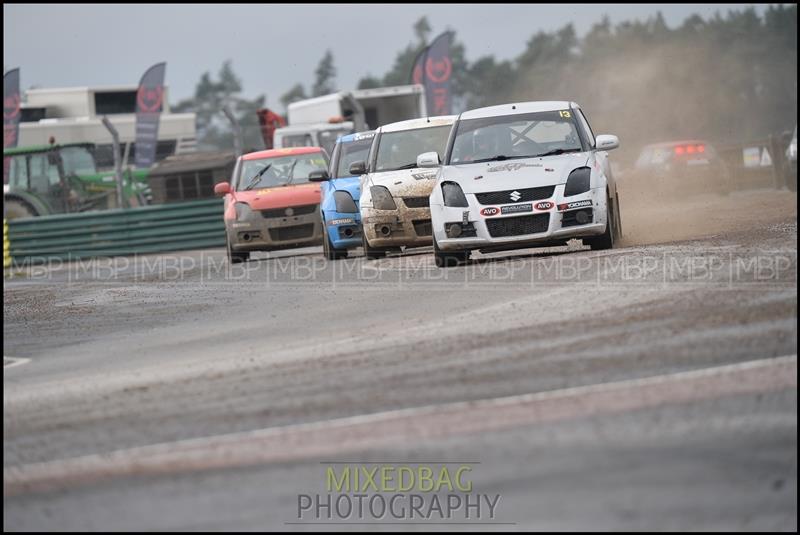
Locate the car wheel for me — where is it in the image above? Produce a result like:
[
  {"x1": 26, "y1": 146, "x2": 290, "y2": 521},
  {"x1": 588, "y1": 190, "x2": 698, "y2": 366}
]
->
[
  {"x1": 613, "y1": 191, "x2": 623, "y2": 241},
  {"x1": 433, "y1": 236, "x2": 468, "y2": 268},
  {"x1": 4, "y1": 198, "x2": 39, "y2": 220},
  {"x1": 586, "y1": 197, "x2": 615, "y2": 251},
  {"x1": 323, "y1": 225, "x2": 348, "y2": 260},
  {"x1": 362, "y1": 233, "x2": 386, "y2": 260},
  {"x1": 226, "y1": 236, "x2": 249, "y2": 264}
]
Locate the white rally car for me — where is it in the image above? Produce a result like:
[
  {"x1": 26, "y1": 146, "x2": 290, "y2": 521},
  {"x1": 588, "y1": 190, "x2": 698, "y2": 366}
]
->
[
  {"x1": 349, "y1": 116, "x2": 456, "y2": 259},
  {"x1": 423, "y1": 101, "x2": 622, "y2": 267}
]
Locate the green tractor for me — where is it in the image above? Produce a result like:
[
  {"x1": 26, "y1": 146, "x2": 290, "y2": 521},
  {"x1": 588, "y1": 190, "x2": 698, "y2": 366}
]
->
[{"x1": 3, "y1": 143, "x2": 150, "y2": 220}]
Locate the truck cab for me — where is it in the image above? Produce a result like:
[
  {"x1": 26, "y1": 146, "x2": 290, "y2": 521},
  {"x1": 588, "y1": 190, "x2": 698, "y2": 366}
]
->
[{"x1": 269, "y1": 85, "x2": 428, "y2": 156}]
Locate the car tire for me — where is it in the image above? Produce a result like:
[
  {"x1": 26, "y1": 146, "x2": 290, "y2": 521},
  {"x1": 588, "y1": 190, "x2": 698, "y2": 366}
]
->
[
  {"x1": 226, "y1": 236, "x2": 249, "y2": 264},
  {"x1": 586, "y1": 196, "x2": 616, "y2": 251},
  {"x1": 323, "y1": 225, "x2": 348, "y2": 260},
  {"x1": 4, "y1": 198, "x2": 39, "y2": 220},
  {"x1": 362, "y1": 233, "x2": 386, "y2": 260},
  {"x1": 433, "y1": 236, "x2": 468, "y2": 268}
]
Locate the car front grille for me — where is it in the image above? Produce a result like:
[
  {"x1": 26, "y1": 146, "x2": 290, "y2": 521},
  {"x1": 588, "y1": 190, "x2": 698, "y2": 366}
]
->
[
  {"x1": 403, "y1": 197, "x2": 429, "y2": 208},
  {"x1": 261, "y1": 204, "x2": 318, "y2": 219},
  {"x1": 474, "y1": 186, "x2": 555, "y2": 205},
  {"x1": 485, "y1": 214, "x2": 550, "y2": 238},
  {"x1": 269, "y1": 224, "x2": 315, "y2": 242},
  {"x1": 412, "y1": 219, "x2": 432, "y2": 237}
]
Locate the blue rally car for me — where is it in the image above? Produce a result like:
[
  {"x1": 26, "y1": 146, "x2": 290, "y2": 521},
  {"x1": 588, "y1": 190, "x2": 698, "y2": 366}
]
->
[{"x1": 310, "y1": 130, "x2": 375, "y2": 259}]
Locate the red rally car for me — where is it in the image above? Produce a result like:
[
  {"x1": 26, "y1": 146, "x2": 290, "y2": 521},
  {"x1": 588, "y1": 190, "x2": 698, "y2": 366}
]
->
[{"x1": 214, "y1": 147, "x2": 329, "y2": 263}]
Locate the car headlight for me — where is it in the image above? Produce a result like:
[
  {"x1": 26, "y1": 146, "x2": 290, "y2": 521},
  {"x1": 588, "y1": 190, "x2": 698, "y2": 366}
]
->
[
  {"x1": 333, "y1": 191, "x2": 358, "y2": 213},
  {"x1": 441, "y1": 181, "x2": 468, "y2": 207},
  {"x1": 564, "y1": 167, "x2": 591, "y2": 197},
  {"x1": 370, "y1": 186, "x2": 397, "y2": 210},
  {"x1": 235, "y1": 202, "x2": 253, "y2": 220}
]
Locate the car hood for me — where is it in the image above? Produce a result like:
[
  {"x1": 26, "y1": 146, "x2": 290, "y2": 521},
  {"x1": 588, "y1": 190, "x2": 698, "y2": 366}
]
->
[
  {"x1": 442, "y1": 153, "x2": 590, "y2": 193},
  {"x1": 366, "y1": 167, "x2": 439, "y2": 198},
  {"x1": 331, "y1": 176, "x2": 361, "y2": 201},
  {"x1": 233, "y1": 183, "x2": 321, "y2": 209}
]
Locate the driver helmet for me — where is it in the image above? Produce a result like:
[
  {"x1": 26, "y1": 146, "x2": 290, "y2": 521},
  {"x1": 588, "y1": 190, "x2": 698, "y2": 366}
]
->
[{"x1": 473, "y1": 129, "x2": 497, "y2": 155}]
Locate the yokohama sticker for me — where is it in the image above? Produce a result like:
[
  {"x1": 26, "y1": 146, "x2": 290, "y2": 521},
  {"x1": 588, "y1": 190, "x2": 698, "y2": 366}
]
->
[
  {"x1": 328, "y1": 218, "x2": 355, "y2": 226},
  {"x1": 558, "y1": 200, "x2": 592, "y2": 211}
]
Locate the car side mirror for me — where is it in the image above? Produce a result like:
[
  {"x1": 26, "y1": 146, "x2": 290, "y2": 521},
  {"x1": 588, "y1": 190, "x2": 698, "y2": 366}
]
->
[
  {"x1": 308, "y1": 169, "x2": 330, "y2": 182},
  {"x1": 349, "y1": 160, "x2": 367, "y2": 175},
  {"x1": 595, "y1": 135, "x2": 619, "y2": 151},
  {"x1": 417, "y1": 151, "x2": 440, "y2": 168},
  {"x1": 214, "y1": 182, "x2": 232, "y2": 196}
]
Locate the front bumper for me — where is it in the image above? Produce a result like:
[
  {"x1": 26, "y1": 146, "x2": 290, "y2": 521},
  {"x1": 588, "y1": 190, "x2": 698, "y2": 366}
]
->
[
  {"x1": 361, "y1": 203, "x2": 433, "y2": 248},
  {"x1": 227, "y1": 204, "x2": 323, "y2": 252},
  {"x1": 432, "y1": 186, "x2": 607, "y2": 252},
  {"x1": 324, "y1": 210, "x2": 363, "y2": 250}
]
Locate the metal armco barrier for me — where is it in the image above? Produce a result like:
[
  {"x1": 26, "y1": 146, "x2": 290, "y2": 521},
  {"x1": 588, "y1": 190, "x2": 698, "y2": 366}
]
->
[{"x1": 7, "y1": 199, "x2": 225, "y2": 265}]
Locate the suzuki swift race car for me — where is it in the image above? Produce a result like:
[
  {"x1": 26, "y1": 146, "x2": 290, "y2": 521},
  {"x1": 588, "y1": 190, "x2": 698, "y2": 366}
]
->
[
  {"x1": 309, "y1": 130, "x2": 375, "y2": 260},
  {"x1": 213, "y1": 147, "x2": 329, "y2": 263},
  {"x1": 350, "y1": 116, "x2": 456, "y2": 259},
  {"x1": 426, "y1": 101, "x2": 622, "y2": 267}
]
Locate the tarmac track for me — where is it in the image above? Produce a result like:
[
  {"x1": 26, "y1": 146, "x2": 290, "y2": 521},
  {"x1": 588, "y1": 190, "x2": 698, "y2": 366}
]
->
[{"x1": 3, "y1": 188, "x2": 797, "y2": 531}]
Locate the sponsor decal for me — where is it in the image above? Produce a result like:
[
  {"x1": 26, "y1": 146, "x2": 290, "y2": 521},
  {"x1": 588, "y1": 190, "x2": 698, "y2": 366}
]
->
[
  {"x1": 474, "y1": 175, "x2": 484, "y2": 180},
  {"x1": 558, "y1": 199, "x2": 593, "y2": 211},
  {"x1": 486, "y1": 162, "x2": 542, "y2": 173},
  {"x1": 411, "y1": 172, "x2": 437, "y2": 181},
  {"x1": 480, "y1": 207, "x2": 500, "y2": 217},
  {"x1": 328, "y1": 218, "x2": 355, "y2": 226},
  {"x1": 545, "y1": 168, "x2": 554, "y2": 172},
  {"x1": 354, "y1": 132, "x2": 375, "y2": 141},
  {"x1": 534, "y1": 201, "x2": 554, "y2": 210},
  {"x1": 501, "y1": 203, "x2": 532, "y2": 215}
]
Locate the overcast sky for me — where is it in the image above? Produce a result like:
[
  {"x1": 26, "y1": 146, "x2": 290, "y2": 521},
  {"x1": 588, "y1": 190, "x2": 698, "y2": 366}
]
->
[{"x1": 4, "y1": 3, "x2": 773, "y2": 107}]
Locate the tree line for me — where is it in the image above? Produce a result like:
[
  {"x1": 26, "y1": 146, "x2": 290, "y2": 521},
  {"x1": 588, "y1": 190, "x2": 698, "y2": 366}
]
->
[{"x1": 174, "y1": 5, "x2": 797, "y2": 163}]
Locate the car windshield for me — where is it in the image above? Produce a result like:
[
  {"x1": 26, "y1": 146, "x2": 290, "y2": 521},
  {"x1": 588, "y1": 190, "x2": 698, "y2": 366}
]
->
[
  {"x1": 236, "y1": 152, "x2": 328, "y2": 190},
  {"x1": 448, "y1": 110, "x2": 585, "y2": 165},
  {"x1": 318, "y1": 127, "x2": 353, "y2": 157},
  {"x1": 374, "y1": 125, "x2": 451, "y2": 172},
  {"x1": 335, "y1": 137, "x2": 373, "y2": 178}
]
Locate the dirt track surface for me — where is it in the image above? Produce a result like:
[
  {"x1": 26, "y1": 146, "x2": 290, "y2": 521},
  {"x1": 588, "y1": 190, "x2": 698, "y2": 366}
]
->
[{"x1": 3, "y1": 188, "x2": 797, "y2": 531}]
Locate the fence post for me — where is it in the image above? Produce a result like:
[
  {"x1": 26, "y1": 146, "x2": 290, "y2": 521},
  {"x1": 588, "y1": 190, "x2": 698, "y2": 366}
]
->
[
  {"x1": 222, "y1": 105, "x2": 243, "y2": 158},
  {"x1": 101, "y1": 116, "x2": 126, "y2": 208}
]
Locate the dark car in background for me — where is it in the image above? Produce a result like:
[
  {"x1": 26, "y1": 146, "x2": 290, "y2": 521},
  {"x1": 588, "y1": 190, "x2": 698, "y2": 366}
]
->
[{"x1": 633, "y1": 139, "x2": 732, "y2": 196}]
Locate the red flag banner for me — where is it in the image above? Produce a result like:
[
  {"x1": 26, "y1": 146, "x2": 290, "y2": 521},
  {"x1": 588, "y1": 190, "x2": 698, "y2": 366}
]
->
[
  {"x1": 4, "y1": 68, "x2": 21, "y2": 184},
  {"x1": 423, "y1": 32, "x2": 453, "y2": 116},
  {"x1": 134, "y1": 62, "x2": 166, "y2": 169}
]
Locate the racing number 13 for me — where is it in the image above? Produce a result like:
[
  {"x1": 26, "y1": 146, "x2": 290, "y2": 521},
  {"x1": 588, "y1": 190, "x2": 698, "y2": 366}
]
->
[{"x1": 559, "y1": 110, "x2": 571, "y2": 118}]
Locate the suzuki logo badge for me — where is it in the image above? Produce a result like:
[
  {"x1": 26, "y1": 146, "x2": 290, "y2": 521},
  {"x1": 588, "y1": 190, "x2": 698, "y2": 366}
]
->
[{"x1": 509, "y1": 190, "x2": 521, "y2": 201}]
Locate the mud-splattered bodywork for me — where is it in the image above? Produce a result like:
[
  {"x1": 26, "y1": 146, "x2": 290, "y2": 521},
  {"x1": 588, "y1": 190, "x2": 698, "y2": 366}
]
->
[{"x1": 359, "y1": 116, "x2": 456, "y2": 249}]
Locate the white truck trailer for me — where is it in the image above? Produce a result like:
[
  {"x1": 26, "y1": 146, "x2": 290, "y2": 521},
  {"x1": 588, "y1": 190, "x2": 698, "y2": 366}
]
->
[{"x1": 271, "y1": 84, "x2": 427, "y2": 156}]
